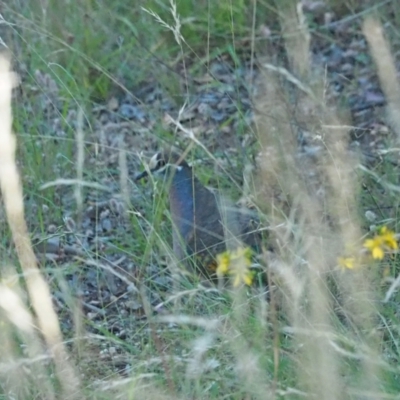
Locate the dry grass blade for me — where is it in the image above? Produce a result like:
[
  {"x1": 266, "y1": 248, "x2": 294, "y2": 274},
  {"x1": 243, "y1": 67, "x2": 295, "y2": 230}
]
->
[
  {"x1": 74, "y1": 108, "x2": 85, "y2": 226},
  {"x1": 0, "y1": 54, "x2": 81, "y2": 398},
  {"x1": 254, "y1": 5, "x2": 381, "y2": 395},
  {"x1": 40, "y1": 178, "x2": 113, "y2": 191},
  {"x1": 0, "y1": 272, "x2": 55, "y2": 398},
  {"x1": 363, "y1": 17, "x2": 400, "y2": 141},
  {"x1": 275, "y1": 0, "x2": 310, "y2": 77},
  {"x1": 118, "y1": 134, "x2": 131, "y2": 208}
]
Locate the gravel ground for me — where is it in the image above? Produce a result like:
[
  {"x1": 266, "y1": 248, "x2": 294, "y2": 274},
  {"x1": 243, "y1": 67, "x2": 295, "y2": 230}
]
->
[{"x1": 14, "y1": 7, "x2": 398, "y2": 376}]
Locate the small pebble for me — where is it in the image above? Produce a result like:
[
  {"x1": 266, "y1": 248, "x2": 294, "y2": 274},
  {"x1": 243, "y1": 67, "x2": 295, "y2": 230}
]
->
[{"x1": 365, "y1": 210, "x2": 377, "y2": 222}]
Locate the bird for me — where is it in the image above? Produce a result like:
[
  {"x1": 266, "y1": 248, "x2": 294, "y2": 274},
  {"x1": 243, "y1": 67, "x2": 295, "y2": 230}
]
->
[{"x1": 135, "y1": 149, "x2": 263, "y2": 282}]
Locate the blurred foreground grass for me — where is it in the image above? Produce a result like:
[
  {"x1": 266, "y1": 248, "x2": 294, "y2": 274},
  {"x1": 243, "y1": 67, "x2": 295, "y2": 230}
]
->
[{"x1": 1, "y1": 0, "x2": 400, "y2": 399}]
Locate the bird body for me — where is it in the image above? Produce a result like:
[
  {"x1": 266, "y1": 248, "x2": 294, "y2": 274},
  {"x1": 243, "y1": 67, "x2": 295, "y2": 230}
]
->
[{"x1": 136, "y1": 150, "x2": 261, "y2": 281}]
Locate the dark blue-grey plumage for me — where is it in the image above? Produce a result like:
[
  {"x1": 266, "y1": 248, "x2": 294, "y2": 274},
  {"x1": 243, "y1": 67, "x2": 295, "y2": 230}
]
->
[{"x1": 136, "y1": 150, "x2": 261, "y2": 280}]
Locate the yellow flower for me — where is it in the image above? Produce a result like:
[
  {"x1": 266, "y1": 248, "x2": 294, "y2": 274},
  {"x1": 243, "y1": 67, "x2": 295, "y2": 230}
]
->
[
  {"x1": 379, "y1": 226, "x2": 398, "y2": 250},
  {"x1": 216, "y1": 252, "x2": 230, "y2": 275},
  {"x1": 338, "y1": 256, "x2": 356, "y2": 270},
  {"x1": 363, "y1": 226, "x2": 398, "y2": 260},
  {"x1": 232, "y1": 268, "x2": 253, "y2": 287},
  {"x1": 364, "y1": 237, "x2": 385, "y2": 259},
  {"x1": 216, "y1": 246, "x2": 254, "y2": 287}
]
